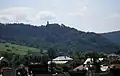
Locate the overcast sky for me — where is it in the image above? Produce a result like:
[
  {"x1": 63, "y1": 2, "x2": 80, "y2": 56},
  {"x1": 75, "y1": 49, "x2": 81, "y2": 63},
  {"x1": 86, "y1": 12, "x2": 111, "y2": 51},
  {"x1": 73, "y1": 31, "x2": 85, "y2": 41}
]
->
[{"x1": 0, "y1": 0, "x2": 120, "y2": 33}]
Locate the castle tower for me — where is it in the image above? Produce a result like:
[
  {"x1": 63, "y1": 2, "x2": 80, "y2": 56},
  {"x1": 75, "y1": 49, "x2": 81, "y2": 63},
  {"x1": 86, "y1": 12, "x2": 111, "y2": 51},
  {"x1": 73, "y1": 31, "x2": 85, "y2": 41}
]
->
[{"x1": 47, "y1": 21, "x2": 49, "y2": 25}]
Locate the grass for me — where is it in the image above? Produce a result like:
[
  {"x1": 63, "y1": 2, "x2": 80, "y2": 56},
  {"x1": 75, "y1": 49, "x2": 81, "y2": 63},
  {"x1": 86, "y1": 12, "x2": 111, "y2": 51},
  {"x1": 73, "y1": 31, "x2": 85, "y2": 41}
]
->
[{"x1": 0, "y1": 43, "x2": 40, "y2": 55}]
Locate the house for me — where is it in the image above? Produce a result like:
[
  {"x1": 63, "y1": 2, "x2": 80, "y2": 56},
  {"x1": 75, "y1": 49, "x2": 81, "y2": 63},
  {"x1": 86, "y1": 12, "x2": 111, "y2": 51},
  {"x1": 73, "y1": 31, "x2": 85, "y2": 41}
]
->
[
  {"x1": 48, "y1": 56, "x2": 73, "y2": 64},
  {"x1": 109, "y1": 60, "x2": 120, "y2": 76},
  {"x1": 0, "y1": 57, "x2": 4, "y2": 60},
  {"x1": 100, "y1": 65, "x2": 109, "y2": 72},
  {"x1": 107, "y1": 53, "x2": 120, "y2": 59},
  {"x1": 0, "y1": 57, "x2": 10, "y2": 73},
  {"x1": 73, "y1": 64, "x2": 88, "y2": 71},
  {"x1": 0, "y1": 57, "x2": 9, "y2": 64},
  {"x1": 73, "y1": 57, "x2": 108, "y2": 72},
  {"x1": 83, "y1": 58, "x2": 104, "y2": 64}
]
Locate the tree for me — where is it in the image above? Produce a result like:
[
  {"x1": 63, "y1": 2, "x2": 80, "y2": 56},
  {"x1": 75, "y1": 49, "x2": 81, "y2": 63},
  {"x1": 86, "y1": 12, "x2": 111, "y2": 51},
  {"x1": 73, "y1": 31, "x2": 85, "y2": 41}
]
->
[
  {"x1": 48, "y1": 48, "x2": 56, "y2": 73},
  {"x1": 27, "y1": 50, "x2": 32, "y2": 55},
  {"x1": 115, "y1": 49, "x2": 120, "y2": 55},
  {"x1": 48, "y1": 48, "x2": 56, "y2": 60},
  {"x1": 10, "y1": 54, "x2": 21, "y2": 68}
]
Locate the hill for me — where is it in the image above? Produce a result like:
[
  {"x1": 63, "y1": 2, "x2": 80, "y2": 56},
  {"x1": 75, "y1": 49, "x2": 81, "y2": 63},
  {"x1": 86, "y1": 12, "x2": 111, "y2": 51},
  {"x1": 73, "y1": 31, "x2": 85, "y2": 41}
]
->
[
  {"x1": 102, "y1": 31, "x2": 120, "y2": 46},
  {"x1": 0, "y1": 43, "x2": 40, "y2": 55},
  {"x1": 0, "y1": 23, "x2": 120, "y2": 53}
]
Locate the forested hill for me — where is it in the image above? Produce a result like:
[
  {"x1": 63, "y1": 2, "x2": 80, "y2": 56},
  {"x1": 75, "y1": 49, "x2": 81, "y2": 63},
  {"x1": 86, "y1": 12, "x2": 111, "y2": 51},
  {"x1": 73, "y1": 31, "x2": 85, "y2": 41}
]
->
[
  {"x1": 0, "y1": 23, "x2": 119, "y2": 53},
  {"x1": 102, "y1": 31, "x2": 120, "y2": 46}
]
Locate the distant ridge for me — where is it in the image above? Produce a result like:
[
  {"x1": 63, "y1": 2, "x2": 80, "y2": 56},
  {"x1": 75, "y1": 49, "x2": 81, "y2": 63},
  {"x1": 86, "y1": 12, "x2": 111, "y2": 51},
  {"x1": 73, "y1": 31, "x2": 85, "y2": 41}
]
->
[
  {"x1": 0, "y1": 23, "x2": 120, "y2": 53},
  {"x1": 102, "y1": 31, "x2": 120, "y2": 46}
]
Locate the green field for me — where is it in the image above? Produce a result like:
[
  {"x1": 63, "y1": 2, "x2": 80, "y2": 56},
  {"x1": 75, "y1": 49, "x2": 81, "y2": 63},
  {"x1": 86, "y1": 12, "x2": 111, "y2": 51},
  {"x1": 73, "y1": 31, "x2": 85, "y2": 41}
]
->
[{"x1": 0, "y1": 43, "x2": 40, "y2": 55}]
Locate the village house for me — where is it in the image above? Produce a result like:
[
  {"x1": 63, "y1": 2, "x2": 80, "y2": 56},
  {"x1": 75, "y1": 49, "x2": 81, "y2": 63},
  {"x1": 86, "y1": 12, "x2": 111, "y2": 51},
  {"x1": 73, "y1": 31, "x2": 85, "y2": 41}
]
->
[{"x1": 48, "y1": 56, "x2": 73, "y2": 64}]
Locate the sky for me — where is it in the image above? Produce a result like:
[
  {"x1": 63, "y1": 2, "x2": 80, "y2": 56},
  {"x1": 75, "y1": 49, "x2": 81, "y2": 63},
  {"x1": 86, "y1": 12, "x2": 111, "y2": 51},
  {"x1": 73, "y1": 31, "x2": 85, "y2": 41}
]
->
[{"x1": 0, "y1": 0, "x2": 120, "y2": 33}]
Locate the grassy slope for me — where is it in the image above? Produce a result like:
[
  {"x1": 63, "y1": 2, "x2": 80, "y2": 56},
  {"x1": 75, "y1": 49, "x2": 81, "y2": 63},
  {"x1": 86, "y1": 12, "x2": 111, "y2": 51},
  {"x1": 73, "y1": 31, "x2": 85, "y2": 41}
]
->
[{"x1": 0, "y1": 43, "x2": 40, "y2": 55}]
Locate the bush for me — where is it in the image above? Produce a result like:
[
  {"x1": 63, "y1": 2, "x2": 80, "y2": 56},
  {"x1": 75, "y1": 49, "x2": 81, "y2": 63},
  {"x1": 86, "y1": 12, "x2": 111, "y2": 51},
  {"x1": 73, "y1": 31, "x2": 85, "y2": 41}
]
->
[
  {"x1": 5, "y1": 45, "x2": 9, "y2": 47},
  {"x1": 12, "y1": 46, "x2": 15, "y2": 49},
  {"x1": 6, "y1": 49, "x2": 12, "y2": 52}
]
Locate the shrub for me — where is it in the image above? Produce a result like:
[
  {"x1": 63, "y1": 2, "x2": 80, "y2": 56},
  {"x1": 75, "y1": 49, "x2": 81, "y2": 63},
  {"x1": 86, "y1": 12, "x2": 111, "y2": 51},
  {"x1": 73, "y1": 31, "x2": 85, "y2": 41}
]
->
[
  {"x1": 5, "y1": 45, "x2": 9, "y2": 47},
  {"x1": 6, "y1": 49, "x2": 12, "y2": 52},
  {"x1": 12, "y1": 46, "x2": 15, "y2": 49}
]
